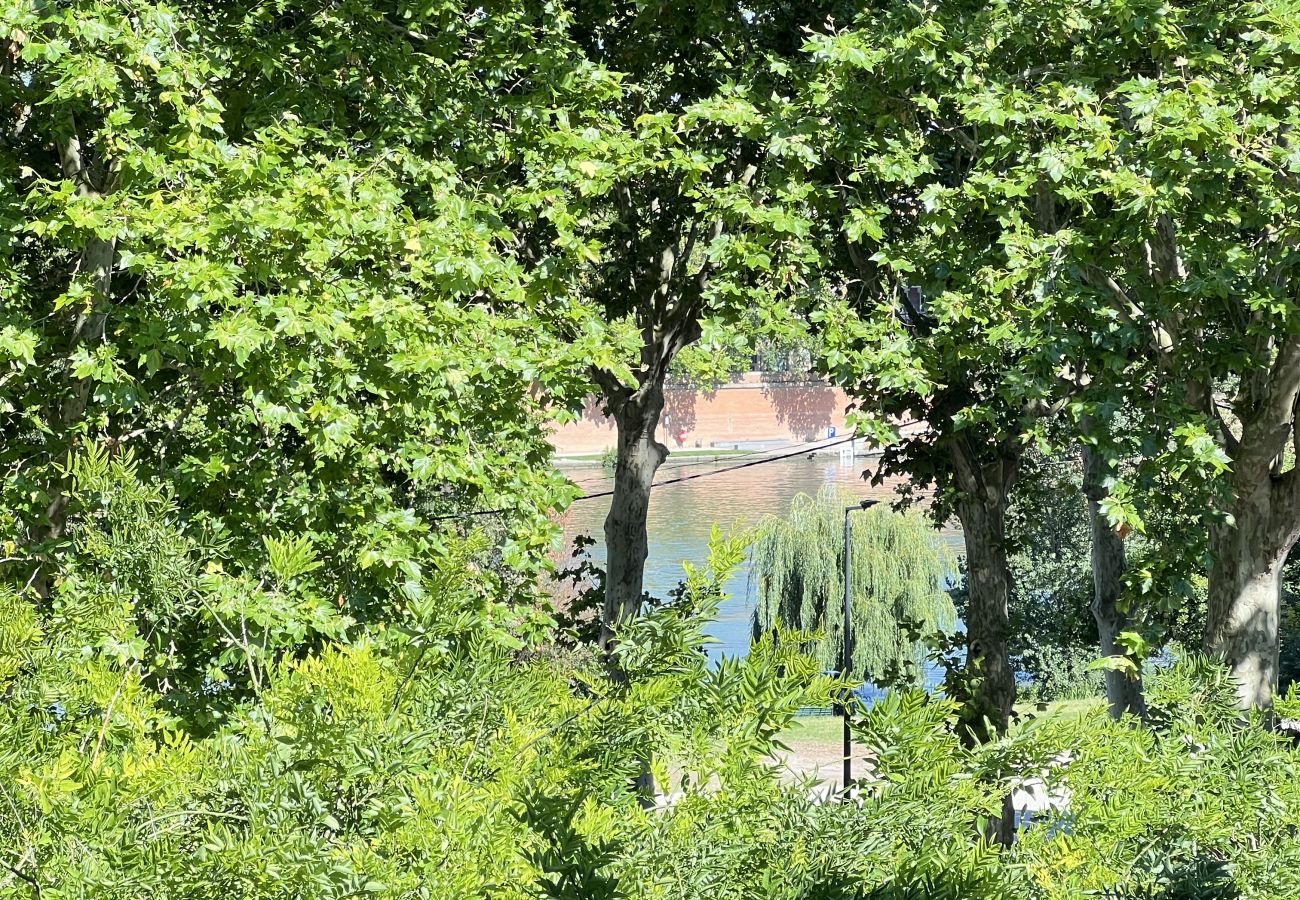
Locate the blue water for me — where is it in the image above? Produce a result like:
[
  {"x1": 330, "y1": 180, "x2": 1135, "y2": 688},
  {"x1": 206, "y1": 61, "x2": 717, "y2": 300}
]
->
[{"x1": 557, "y1": 453, "x2": 964, "y2": 690}]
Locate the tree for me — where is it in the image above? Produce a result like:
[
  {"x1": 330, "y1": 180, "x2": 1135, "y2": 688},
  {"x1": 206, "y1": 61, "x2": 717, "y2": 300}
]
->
[
  {"x1": 751, "y1": 486, "x2": 955, "y2": 684},
  {"x1": 790, "y1": 0, "x2": 1298, "y2": 723},
  {"x1": 532, "y1": 1, "x2": 825, "y2": 651},
  {"x1": 0, "y1": 2, "x2": 607, "y2": 617},
  {"x1": 1081, "y1": 432, "x2": 1147, "y2": 718},
  {"x1": 888, "y1": 0, "x2": 1300, "y2": 710},
  {"x1": 791, "y1": 3, "x2": 1095, "y2": 741},
  {"x1": 947, "y1": 452, "x2": 1104, "y2": 704},
  {"x1": 1065, "y1": 1, "x2": 1300, "y2": 711}
]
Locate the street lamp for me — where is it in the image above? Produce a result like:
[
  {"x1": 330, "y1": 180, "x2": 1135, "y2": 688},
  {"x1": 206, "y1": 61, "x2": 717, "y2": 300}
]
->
[{"x1": 841, "y1": 498, "x2": 879, "y2": 790}]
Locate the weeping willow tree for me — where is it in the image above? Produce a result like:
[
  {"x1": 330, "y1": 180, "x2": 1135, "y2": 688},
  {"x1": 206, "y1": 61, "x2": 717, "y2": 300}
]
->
[{"x1": 751, "y1": 486, "x2": 956, "y2": 684}]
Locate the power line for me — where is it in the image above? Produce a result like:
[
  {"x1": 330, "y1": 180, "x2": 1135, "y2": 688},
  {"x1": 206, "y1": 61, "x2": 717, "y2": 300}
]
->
[
  {"x1": 564, "y1": 432, "x2": 885, "y2": 492},
  {"x1": 430, "y1": 432, "x2": 872, "y2": 522},
  {"x1": 568, "y1": 432, "x2": 863, "y2": 503}
]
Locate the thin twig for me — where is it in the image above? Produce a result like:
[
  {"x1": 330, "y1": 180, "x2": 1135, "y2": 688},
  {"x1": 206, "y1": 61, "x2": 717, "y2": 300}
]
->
[
  {"x1": 137, "y1": 809, "x2": 248, "y2": 834},
  {"x1": 0, "y1": 850, "x2": 39, "y2": 899},
  {"x1": 460, "y1": 692, "x2": 493, "y2": 780}
]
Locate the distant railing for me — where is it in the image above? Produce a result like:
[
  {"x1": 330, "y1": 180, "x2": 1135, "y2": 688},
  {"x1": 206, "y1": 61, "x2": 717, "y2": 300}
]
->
[{"x1": 795, "y1": 705, "x2": 837, "y2": 717}]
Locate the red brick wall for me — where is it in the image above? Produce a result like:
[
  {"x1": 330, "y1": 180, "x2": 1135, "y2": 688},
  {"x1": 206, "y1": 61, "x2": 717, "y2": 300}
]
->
[{"x1": 550, "y1": 373, "x2": 854, "y2": 455}]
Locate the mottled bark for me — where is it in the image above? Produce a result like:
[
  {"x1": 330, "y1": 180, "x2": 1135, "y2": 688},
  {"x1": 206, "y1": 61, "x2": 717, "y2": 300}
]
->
[
  {"x1": 1204, "y1": 339, "x2": 1300, "y2": 710},
  {"x1": 1081, "y1": 443, "x2": 1147, "y2": 720},
  {"x1": 949, "y1": 440, "x2": 1018, "y2": 748},
  {"x1": 949, "y1": 443, "x2": 1018, "y2": 849},
  {"x1": 593, "y1": 383, "x2": 669, "y2": 808},
  {"x1": 598, "y1": 383, "x2": 668, "y2": 651},
  {"x1": 953, "y1": 494, "x2": 1016, "y2": 744},
  {"x1": 1206, "y1": 456, "x2": 1294, "y2": 709}
]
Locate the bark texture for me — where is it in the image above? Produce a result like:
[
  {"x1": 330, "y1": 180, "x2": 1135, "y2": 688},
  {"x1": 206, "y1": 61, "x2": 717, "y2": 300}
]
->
[
  {"x1": 598, "y1": 383, "x2": 668, "y2": 651},
  {"x1": 1206, "y1": 454, "x2": 1293, "y2": 709},
  {"x1": 595, "y1": 381, "x2": 672, "y2": 807},
  {"x1": 1204, "y1": 338, "x2": 1300, "y2": 710},
  {"x1": 1081, "y1": 443, "x2": 1147, "y2": 720},
  {"x1": 949, "y1": 440, "x2": 1018, "y2": 746}
]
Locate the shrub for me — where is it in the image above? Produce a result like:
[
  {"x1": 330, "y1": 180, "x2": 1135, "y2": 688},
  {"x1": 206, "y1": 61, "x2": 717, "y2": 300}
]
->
[{"x1": 6, "y1": 458, "x2": 1300, "y2": 899}]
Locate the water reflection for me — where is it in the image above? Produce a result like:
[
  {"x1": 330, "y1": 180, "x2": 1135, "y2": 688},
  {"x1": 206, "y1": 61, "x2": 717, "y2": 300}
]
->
[{"x1": 556, "y1": 453, "x2": 963, "y2": 662}]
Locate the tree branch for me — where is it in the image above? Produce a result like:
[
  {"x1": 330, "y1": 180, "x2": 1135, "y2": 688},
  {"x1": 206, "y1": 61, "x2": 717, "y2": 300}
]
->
[
  {"x1": 1264, "y1": 334, "x2": 1300, "y2": 428},
  {"x1": 1082, "y1": 265, "x2": 1174, "y2": 361},
  {"x1": 590, "y1": 365, "x2": 633, "y2": 406},
  {"x1": 1212, "y1": 401, "x2": 1242, "y2": 458},
  {"x1": 0, "y1": 853, "x2": 39, "y2": 900}
]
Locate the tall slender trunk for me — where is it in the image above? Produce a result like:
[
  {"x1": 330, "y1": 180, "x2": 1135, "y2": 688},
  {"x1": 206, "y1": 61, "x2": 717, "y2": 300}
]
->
[
  {"x1": 33, "y1": 121, "x2": 116, "y2": 599},
  {"x1": 598, "y1": 383, "x2": 668, "y2": 651},
  {"x1": 1081, "y1": 443, "x2": 1146, "y2": 720},
  {"x1": 42, "y1": 235, "x2": 114, "y2": 537},
  {"x1": 597, "y1": 383, "x2": 669, "y2": 807},
  {"x1": 953, "y1": 493, "x2": 1016, "y2": 745},
  {"x1": 947, "y1": 438, "x2": 1018, "y2": 747},
  {"x1": 951, "y1": 463, "x2": 1017, "y2": 848},
  {"x1": 943, "y1": 436, "x2": 1020, "y2": 756}
]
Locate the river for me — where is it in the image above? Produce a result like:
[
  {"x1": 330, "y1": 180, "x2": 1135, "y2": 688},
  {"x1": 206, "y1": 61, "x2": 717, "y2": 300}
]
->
[{"x1": 555, "y1": 452, "x2": 963, "y2": 663}]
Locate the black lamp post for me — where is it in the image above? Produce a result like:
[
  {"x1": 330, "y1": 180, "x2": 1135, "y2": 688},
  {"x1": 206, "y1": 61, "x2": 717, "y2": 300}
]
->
[{"x1": 841, "y1": 498, "x2": 879, "y2": 790}]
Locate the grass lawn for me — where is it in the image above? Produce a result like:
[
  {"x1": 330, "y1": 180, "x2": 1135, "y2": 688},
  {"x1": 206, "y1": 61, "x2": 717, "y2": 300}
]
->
[
  {"x1": 778, "y1": 713, "x2": 846, "y2": 746},
  {"x1": 779, "y1": 696, "x2": 1106, "y2": 747}
]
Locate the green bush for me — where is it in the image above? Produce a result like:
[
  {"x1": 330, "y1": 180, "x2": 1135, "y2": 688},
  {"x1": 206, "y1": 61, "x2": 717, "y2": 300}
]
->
[
  {"x1": 0, "y1": 464, "x2": 838, "y2": 899},
  {"x1": 6, "y1": 458, "x2": 1300, "y2": 899},
  {"x1": 1279, "y1": 546, "x2": 1300, "y2": 693},
  {"x1": 1016, "y1": 644, "x2": 1105, "y2": 703}
]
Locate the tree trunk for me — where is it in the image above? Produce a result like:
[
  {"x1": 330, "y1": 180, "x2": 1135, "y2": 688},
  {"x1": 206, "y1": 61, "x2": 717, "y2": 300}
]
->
[
  {"x1": 951, "y1": 461, "x2": 1017, "y2": 848},
  {"x1": 33, "y1": 123, "x2": 117, "y2": 599},
  {"x1": 1206, "y1": 468, "x2": 1295, "y2": 709},
  {"x1": 598, "y1": 383, "x2": 668, "y2": 651},
  {"x1": 1081, "y1": 443, "x2": 1147, "y2": 720},
  {"x1": 596, "y1": 383, "x2": 669, "y2": 807},
  {"x1": 1201, "y1": 333, "x2": 1300, "y2": 709},
  {"x1": 42, "y1": 234, "x2": 115, "y2": 540},
  {"x1": 951, "y1": 442, "x2": 1019, "y2": 743}
]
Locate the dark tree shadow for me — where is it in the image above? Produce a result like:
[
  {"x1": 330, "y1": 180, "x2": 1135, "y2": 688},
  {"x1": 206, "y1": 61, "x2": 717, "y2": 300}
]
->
[
  {"x1": 1108, "y1": 853, "x2": 1239, "y2": 900},
  {"x1": 580, "y1": 394, "x2": 610, "y2": 425},
  {"x1": 662, "y1": 386, "x2": 698, "y2": 447},
  {"x1": 762, "y1": 380, "x2": 842, "y2": 442}
]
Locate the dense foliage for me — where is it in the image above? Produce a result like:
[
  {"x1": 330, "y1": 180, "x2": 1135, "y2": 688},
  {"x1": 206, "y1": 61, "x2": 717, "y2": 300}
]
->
[
  {"x1": 8, "y1": 465, "x2": 1300, "y2": 898},
  {"x1": 802, "y1": 0, "x2": 1300, "y2": 712},
  {"x1": 0, "y1": 464, "x2": 836, "y2": 897},
  {"x1": 0, "y1": 0, "x2": 625, "y2": 616},
  {"x1": 8, "y1": 0, "x2": 1300, "y2": 896},
  {"x1": 751, "y1": 486, "x2": 955, "y2": 684}
]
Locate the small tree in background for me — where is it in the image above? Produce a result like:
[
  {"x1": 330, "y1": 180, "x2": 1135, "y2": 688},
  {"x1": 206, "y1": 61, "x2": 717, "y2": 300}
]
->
[{"x1": 751, "y1": 485, "x2": 955, "y2": 684}]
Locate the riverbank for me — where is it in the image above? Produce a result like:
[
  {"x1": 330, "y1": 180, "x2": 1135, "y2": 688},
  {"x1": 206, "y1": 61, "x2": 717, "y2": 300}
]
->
[
  {"x1": 556, "y1": 447, "x2": 753, "y2": 467},
  {"x1": 554, "y1": 433, "x2": 885, "y2": 469},
  {"x1": 549, "y1": 373, "x2": 855, "y2": 456}
]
